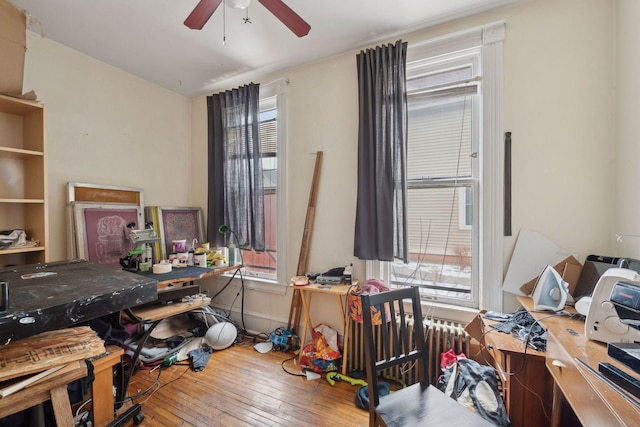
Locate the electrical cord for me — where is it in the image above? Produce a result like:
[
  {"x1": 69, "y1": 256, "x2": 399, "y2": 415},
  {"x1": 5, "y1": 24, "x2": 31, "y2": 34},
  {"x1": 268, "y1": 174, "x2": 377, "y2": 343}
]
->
[
  {"x1": 208, "y1": 261, "x2": 271, "y2": 342},
  {"x1": 124, "y1": 363, "x2": 191, "y2": 406},
  {"x1": 475, "y1": 309, "x2": 574, "y2": 421},
  {"x1": 215, "y1": 225, "x2": 283, "y2": 342},
  {"x1": 74, "y1": 397, "x2": 92, "y2": 420},
  {"x1": 281, "y1": 354, "x2": 306, "y2": 377},
  {"x1": 209, "y1": 267, "x2": 241, "y2": 301},
  {"x1": 478, "y1": 310, "x2": 569, "y2": 377}
]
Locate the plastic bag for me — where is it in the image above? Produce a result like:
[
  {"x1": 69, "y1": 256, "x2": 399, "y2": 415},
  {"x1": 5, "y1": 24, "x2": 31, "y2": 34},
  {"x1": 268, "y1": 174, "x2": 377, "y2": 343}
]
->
[
  {"x1": 438, "y1": 350, "x2": 511, "y2": 427},
  {"x1": 299, "y1": 324, "x2": 341, "y2": 373}
]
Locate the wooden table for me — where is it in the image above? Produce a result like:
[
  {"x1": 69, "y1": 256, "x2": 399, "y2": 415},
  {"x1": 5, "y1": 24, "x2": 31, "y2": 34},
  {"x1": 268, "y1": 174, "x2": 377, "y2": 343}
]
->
[
  {"x1": 518, "y1": 296, "x2": 640, "y2": 426},
  {"x1": 134, "y1": 264, "x2": 241, "y2": 291},
  {"x1": 294, "y1": 282, "x2": 357, "y2": 375}
]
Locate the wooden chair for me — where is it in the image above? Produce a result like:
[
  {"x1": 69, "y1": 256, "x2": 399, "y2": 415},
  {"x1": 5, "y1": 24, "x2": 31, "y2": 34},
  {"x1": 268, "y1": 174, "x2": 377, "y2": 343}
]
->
[{"x1": 361, "y1": 287, "x2": 492, "y2": 427}]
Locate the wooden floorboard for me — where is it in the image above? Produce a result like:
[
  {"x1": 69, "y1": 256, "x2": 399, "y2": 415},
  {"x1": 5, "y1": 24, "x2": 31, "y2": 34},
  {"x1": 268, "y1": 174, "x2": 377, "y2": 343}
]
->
[{"x1": 125, "y1": 339, "x2": 369, "y2": 426}]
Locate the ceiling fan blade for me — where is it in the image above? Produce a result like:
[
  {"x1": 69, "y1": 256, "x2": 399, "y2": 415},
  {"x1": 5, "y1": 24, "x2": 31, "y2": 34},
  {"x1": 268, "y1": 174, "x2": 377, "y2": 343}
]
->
[
  {"x1": 184, "y1": 0, "x2": 223, "y2": 30},
  {"x1": 257, "y1": 0, "x2": 311, "y2": 37}
]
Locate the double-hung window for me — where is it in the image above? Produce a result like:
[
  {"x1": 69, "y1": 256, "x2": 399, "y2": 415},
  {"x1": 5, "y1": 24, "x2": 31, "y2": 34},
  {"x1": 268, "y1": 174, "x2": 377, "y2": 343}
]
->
[
  {"x1": 239, "y1": 80, "x2": 288, "y2": 285},
  {"x1": 369, "y1": 24, "x2": 505, "y2": 314},
  {"x1": 401, "y1": 51, "x2": 480, "y2": 308}
]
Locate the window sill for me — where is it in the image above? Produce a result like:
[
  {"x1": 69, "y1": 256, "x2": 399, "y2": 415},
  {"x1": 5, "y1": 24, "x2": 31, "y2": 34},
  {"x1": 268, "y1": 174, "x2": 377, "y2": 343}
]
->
[
  {"x1": 417, "y1": 301, "x2": 479, "y2": 325},
  {"x1": 222, "y1": 272, "x2": 288, "y2": 295}
]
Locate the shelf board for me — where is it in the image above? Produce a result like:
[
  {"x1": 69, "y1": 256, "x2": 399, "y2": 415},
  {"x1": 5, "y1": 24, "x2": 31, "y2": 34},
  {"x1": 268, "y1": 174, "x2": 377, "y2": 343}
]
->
[
  {"x1": 0, "y1": 246, "x2": 45, "y2": 255},
  {"x1": 0, "y1": 198, "x2": 45, "y2": 204},
  {"x1": 0, "y1": 94, "x2": 43, "y2": 115},
  {"x1": 0, "y1": 147, "x2": 44, "y2": 159}
]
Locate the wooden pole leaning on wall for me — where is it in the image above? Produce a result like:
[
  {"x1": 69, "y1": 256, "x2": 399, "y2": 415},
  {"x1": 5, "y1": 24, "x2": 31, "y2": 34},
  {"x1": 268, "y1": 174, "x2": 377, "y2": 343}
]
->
[{"x1": 287, "y1": 151, "x2": 323, "y2": 333}]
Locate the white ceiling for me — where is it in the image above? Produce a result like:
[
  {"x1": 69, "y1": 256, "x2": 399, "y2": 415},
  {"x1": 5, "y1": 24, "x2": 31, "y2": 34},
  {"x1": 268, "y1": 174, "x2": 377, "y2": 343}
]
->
[{"x1": 9, "y1": 0, "x2": 519, "y2": 98}]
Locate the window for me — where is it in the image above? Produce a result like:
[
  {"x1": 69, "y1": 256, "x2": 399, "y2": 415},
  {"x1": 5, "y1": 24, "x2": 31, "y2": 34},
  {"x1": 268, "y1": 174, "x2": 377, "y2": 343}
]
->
[
  {"x1": 398, "y1": 50, "x2": 479, "y2": 307},
  {"x1": 368, "y1": 23, "x2": 505, "y2": 314},
  {"x1": 239, "y1": 80, "x2": 287, "y2": 284}
]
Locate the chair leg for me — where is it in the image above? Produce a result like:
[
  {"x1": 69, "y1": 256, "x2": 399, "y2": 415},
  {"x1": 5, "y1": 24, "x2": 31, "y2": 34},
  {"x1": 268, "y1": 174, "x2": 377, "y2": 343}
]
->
[{"x1": 372, "y1": 413, "x2": 387, "y2": 427}]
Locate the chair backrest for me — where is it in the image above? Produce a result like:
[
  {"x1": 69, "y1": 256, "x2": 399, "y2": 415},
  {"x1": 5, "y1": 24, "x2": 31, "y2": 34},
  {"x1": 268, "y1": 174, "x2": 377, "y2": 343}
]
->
[{"x1": 361, "y1": 287, "x2": 429, "y2": 411}]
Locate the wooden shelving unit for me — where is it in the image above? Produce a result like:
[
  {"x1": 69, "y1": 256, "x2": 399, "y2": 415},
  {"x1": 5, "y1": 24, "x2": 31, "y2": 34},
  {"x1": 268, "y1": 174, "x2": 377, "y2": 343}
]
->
[{"x1": 0, "y1": 93, "x2": 48, "y2": 266}]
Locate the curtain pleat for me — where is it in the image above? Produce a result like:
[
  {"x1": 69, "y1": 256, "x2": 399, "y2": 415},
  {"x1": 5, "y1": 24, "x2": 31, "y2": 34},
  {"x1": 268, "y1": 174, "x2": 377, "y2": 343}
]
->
[
  {"x1": 207, "y1": 83, "x2": 265, "y2": 251},
  {"x1": 354, "y1": 40, "x2": 408, "y2": 262}
]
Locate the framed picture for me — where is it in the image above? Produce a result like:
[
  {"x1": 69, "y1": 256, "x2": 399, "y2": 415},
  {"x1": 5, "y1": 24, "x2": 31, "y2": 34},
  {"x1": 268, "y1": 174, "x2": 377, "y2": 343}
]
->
[
  {"x1": 67, "y1": 182, "x2": 144, "y2": 206},
  {"x1": 66, "y1": 182, "x2": 144, "y2": 259},
  {"x1": 148, "y1": 206, "x2": 205, "y2": 259},
  {"x1": 73, "y1": 203, "x2": 144, "y2": 269}
]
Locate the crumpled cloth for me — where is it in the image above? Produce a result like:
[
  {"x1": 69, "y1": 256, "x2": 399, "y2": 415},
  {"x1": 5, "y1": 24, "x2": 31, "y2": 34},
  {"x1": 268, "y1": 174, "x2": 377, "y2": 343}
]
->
[
  {"x1": 0, "y1": 229, "x2": 27, "y2": 249},
  {"x1": 188, "y1": 346, "x2": 213, "y2": 372},
  {"x1": 359, "y1": 279, "x2": 390, "y2": 295}
]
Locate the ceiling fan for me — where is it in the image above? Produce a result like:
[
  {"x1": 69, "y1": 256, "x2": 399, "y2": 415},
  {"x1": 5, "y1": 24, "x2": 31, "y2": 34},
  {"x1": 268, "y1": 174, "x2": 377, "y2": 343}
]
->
[{"x1": 184, "y1": 0, "x2": 311, "y2": 37}]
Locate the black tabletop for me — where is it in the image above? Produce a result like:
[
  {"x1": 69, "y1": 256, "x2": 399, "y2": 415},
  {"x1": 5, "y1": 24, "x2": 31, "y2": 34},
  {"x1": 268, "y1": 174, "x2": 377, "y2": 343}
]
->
[{"x1": 0, "y1": 259, "x2": 157, "y2": 344}]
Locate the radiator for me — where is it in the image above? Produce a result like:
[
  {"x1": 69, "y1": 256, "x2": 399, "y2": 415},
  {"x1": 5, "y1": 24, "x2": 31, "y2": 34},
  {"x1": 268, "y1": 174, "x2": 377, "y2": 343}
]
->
[{"x1": 346, "y1": 315, "x2": 470, "y2": 386}]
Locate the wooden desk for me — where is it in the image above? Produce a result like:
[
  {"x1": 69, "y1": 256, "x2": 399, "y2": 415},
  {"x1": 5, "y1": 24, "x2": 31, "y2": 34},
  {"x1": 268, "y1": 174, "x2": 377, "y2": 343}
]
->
[
  {"x1": 126, "y1": 295, "x2": 212, "y2": 322},
  {"x1": 294, "y1": 282, "x2": 357, "y2": 375},
  {"x1": 518, "y1": 296, "x2": 640, "y2": 427},
  {"x1": 132, "y1": 264, "x2": 241, "y2": 304},
  {"x1": 134, "y1": 264, "x2": 241, "y2": 291},
  {"x1": 476, "y1": 312, "x2": 551, "y2": 427}
]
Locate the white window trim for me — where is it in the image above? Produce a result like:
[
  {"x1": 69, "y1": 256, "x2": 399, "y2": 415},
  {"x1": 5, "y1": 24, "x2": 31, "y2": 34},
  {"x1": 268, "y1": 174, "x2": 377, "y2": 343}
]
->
[
  {"x1": 233, "y1": 78, "x2": 289, "y2": 291},
  {"x1": 367, "y1": 22, "x2": 505, "y2": 319},
  {"x1": 263, "y1": 78, "x2": 289, "y2": 287},
  {"x1": 479, "y1": 23, "x2": 505, "y2": 313}
]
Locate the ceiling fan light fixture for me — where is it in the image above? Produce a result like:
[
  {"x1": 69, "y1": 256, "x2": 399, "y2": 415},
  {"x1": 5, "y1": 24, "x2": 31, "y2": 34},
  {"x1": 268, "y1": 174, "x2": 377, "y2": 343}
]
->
[{"x1": 227, "y1": 0, "x2": 251, "y2": 10}]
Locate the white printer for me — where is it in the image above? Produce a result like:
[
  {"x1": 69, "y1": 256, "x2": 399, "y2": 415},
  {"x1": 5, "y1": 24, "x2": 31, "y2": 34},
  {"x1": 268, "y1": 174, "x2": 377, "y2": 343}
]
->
[{"x1": 583, "y1": 268, "x2": 640, "y2": 344}]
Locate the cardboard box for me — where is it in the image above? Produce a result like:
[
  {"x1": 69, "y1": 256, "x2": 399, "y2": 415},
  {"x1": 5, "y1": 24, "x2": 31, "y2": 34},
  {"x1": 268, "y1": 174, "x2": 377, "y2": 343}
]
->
[
  {"x1": 463, "y1": 310, "x2": 495, "y2": 365},
  {"x1": 0, "y1": 0, "x2": 26, "y2": 97},
  {"x1": 519, "y1": 255, "x2": 582, "y2": 297}
]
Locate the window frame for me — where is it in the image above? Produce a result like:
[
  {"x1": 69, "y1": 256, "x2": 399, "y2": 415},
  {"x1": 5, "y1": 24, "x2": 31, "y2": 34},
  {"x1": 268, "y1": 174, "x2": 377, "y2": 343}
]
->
[
  {"x1": 237, "y1": 79, "x2": 288, "y2": 287},
  {"x1": 458, "y1": 187, "x2": 473, "y2": 230},
  {"x1": 367, "y1": 22, "x2": 505, "y2": 318},
  {"x1": 403, "y1": 49, "x2": 480, "y2": 309}
]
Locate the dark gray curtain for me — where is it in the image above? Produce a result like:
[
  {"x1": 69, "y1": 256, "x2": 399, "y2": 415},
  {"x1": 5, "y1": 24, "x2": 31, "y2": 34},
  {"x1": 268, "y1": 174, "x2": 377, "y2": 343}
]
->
[
  {"x1": 207, "y1": 83, "x2": 265, "y2": 251},
  {"x1": 354, "y1": 40, "x2": 408, "y2": 262}
]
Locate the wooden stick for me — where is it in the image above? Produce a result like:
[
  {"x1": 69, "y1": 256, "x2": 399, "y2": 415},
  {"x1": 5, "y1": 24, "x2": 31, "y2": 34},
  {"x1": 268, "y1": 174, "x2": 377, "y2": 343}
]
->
[
  {"x1": 0, "y1": 365, "x2": 66, "y2": 398},
  {"x1": 288, "y1": 151, "x2": 323, "y2": 332},
  {"x1": 296, "y1": 151, "x2": 323, "y2": 276}
]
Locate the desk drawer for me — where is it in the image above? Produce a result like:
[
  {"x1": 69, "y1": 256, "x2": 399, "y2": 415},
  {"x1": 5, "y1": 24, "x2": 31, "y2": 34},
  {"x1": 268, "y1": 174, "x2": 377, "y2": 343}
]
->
[
  {"x1": 546, "y1": 331, "x2": 624, "y2": 426},
  {"x1": 482, "y1": 331, "x2": 550, "y2": 427}
]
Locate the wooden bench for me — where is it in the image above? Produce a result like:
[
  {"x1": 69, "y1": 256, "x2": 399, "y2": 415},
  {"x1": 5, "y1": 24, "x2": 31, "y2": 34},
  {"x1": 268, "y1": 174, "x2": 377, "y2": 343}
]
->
[{"x1": 0, "y1": 360, "x2": 87, "y2": 426}]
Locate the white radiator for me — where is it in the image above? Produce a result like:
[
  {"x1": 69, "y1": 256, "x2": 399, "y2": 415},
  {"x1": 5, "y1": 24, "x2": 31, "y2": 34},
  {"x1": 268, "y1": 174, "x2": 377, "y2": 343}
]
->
[{"x1": 346, "y1": 315, "x2": 470, "y2": 386}]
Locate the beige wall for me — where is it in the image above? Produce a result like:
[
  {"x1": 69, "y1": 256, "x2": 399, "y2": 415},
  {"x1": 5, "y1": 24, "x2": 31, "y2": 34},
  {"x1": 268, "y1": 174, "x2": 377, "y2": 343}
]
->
[
  {"x1": 615, "y1": 0, "x2": 640, "y2": 255},
  {"x1": 22, "y1": 33, "x2": 192, "y2": 261},
  {"x1": 21, "y1": 0, "x2": 629, "y2": 333},
  {"x1": 194, "y1": 0, "x2": 619, "y2": 325}
]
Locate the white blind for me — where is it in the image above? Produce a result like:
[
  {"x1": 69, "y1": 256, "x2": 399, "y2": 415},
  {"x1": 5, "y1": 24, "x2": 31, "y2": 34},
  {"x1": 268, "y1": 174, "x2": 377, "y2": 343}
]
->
[{"x1": 407, "y1": 95, "x2": 474, "y2": 181}]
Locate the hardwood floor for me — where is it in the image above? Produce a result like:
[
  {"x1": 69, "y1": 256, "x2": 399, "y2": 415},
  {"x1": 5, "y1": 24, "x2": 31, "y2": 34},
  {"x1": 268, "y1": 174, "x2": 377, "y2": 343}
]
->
[{"x1": 124, "y1": 339, "x2": 370, "y2": 427}]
